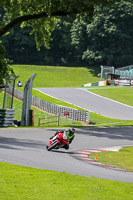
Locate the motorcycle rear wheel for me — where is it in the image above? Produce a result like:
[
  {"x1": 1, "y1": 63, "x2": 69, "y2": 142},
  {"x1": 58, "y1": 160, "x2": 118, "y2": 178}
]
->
[{"x1": 47, "y1": 141, "x2": 59, "y2": 151}]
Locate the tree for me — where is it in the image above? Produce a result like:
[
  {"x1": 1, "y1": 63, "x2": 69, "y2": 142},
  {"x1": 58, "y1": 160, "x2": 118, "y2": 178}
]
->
[
  {"x1": 2, "y1": 17, "x2": 77, "y2": 66},
  {"x1": 0, "y1": 0, "x2": 115, "y2": 83},
  {"x1": 48, "y1": 17, "x2": 77, "y2": 66},
  {"x1": 0, "y1": 41, "x2": 13, "y2": 85},
  {"x1": 2, "y1": 25, "x2": 47, "y2": 65},
  {"x1": 71, "y1": 15, "x2": 90, "y2": 65},
  {"x1": 0, "y1": 0, "x2": 115, "y2": 46},
  {"x1": 81, "y1": 0, "x2": 133, "y2": 67}
]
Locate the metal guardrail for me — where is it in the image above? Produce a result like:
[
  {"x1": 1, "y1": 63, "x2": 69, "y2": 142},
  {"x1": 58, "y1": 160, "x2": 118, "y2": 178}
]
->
[
  {"x1": 32, "y1": 96, "x2": 90, "y2": 123},
  {"x1": 0, "y1": 109, "x2": 15, "y2": 127},
  {"x1": 6, "y1": 87, "x2": 90, "y2": 124}
]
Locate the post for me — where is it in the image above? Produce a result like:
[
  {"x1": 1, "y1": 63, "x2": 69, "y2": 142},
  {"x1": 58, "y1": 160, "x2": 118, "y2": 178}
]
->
[
  {"x1": 38, "y1": 114, "x2": 40, "y2": 126},
  {"x1": 3, "y1": 74, "x2": 19, "y2": 109},
  {"x1": 86, "y1": 111, "x2": 90, "y2": 124},
  {"x1": 57, "y1": 114, "x2": 60, "y2": 126},
  {"x1": 29, "y1": 109, "x2": 34, "y2": 126},
  {"x1": 112, "y1": 66, "x2": 115, "y2": 74},
  {"x1": 100, "y1": 65, "x2": 103, "y2": 81},
  {"x1": 11, "y1": 76, "x2": 17, "y2": 109},
  {"x1": 21, "y1": 73, "x2": 37, "y2": 126}
]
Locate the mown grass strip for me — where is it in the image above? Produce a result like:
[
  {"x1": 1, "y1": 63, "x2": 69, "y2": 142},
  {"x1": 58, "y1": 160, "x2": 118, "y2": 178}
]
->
[
  {"x1": 33, "y1": 89, "x2": 131, "y2": 126},
  {"x1": 1, "y1": 90, "x2": 133, "y2": 127},
  {"x1": 89, "y1": 146, "x2": 133, "y2": 171},
  {"x1": 88, "y1": 86, "x2": 133, "y2": 107},
  {"x1": 0, "y1": 92, "x2": 82, "y2": 128},
  {"x1": 1, "y1": 65, "x2": 133, "y2": 126},
  {"x1": 0, "y1": 162, "x2": 133, "y2": 200},
  {"x1": 32, "y1": 89, "x2": 84, "y2": 110}
]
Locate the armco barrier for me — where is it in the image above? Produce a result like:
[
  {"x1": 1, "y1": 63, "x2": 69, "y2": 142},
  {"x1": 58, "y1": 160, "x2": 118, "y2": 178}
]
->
[
  {"x1": 7, "y1": 87, "x2": 90, "y2": 124},
  {"x1": 31, "y1": 96, "x2": 90, "y2": 123},
  {"x1": 0, "y1": 109, "x2": 15, "y2": 127}
]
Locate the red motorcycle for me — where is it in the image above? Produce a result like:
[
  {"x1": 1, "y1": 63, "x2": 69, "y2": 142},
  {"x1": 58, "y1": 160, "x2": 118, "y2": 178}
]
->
[{"x1": 46, "y1": 132, "x2": 68, "y2": 151}]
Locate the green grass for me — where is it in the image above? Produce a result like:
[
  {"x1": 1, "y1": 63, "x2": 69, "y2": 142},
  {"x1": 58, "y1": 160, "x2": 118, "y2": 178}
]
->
[
  {"x1": 1, "y1": 65, "x2": 133, "y2": 199},
  {"x1": 89, "y1": 146, "x2": 133, "y2": 171},
  {"x1": 11, "y1": 64, "x2": 99, "y2": 88},
  {"x1": 0, "y1": 162, "x2": 133, "y2": 200},
  {"x1": 32, "y1": 89, "x2": 133, "y2": 127},
  {"x1": 32, "y1": 89, "x2": 85, "y2": 110},
  {"x1": 1, "y1": 65, "x2": 133, "y2": 127},
  {"x1": 14, "y1": 91, "x2": 133, "y2": 126},
  {"x1": 90, "y1": 112, "x2": 127, "y2": 126},
  {"x1": 88, "y1": 86, "x2": 133, "y2": 107},
  {"x1": 86, "y1": 86, "x2": 133, "y2": 126},
  {"x1": 1, "y1": 89, "x2": 133, "y2": 127},
  {"x1": 0, "y1": 92, "x2": 82, "y2": 128}
]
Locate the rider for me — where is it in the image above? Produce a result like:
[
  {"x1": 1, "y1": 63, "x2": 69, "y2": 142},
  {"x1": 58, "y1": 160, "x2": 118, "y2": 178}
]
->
[
  {"x1": 50, "y1": 128, "x2": 75, "y2": 149},
  {"x1": 64, "y1": 128, "x2": 75, "y2": 149}
]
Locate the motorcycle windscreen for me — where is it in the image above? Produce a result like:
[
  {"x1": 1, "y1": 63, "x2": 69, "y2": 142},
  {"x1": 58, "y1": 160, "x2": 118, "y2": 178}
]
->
[{"x1": 63, "y1": 134, "x2": 68, "y2": 140}]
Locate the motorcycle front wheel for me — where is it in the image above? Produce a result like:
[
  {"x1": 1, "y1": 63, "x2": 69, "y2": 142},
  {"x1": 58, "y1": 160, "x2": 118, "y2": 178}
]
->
[{"x1": 47, "y1": 140, "x2": 60, "y2": 151}]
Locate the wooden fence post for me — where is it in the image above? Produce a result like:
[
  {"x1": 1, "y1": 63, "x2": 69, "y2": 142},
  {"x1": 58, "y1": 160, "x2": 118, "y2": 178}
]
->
[
  {"x1": 38, "y1": 114, "x2": 40, "y2": 126},
  {"x1": 57, "y1": 113, "x2": 60, "y2": 126}
]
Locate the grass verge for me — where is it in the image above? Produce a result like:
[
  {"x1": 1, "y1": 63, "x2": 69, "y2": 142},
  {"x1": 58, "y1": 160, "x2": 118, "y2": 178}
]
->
[
  {"x1": 0, "y1": 92, "x2": 82, "y2": 128},
  {"x1": 88, "y1": 86, "x2": 133, "y2": 107},
  {"x1": 33, "y1": 89, "x2": 84, "y2": 110},
  {"x1": 1, "y1": 90, "x2": 133, "y2": 127},
  {"x1": 33, "y1": 89, "x2": 133, "y2": 127},
  {"x1": 1, "y1": 65, "x2": 133, "y2": 127},
  {"x1": 89, "y1": 146, "x2": 133, "y2": 171},
  {"x1": 0, "y1": 162, "x2": 133, "y2": 200}
]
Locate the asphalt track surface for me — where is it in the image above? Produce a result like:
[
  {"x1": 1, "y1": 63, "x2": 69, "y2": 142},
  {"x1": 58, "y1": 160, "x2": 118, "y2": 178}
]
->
[
  {"x1": 0, "y1": 127, "x2": 133, "y2": 183},
  {"x1": 35, "y1": 87, "x2": 133, "y2": 120}
]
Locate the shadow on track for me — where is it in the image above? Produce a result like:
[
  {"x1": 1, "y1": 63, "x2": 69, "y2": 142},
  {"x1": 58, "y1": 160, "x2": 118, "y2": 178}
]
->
[
  {"x1": 76, "y1": 127, "x2": 133, "y2": 140},
  {"x1": 0, "y1": 136, "x2": 44, "y2": 150},
  {"x1": 48, "y1": 127, "x2": 133, "y2": 141},
  {"x1": 46, "y1": 149, "x2": 77, "y2": 155}
]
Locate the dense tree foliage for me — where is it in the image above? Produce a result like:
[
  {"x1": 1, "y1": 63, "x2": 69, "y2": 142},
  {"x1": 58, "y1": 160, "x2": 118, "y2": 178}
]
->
[
  {"x1": 0, "y1": 0, "x2": 114, "y2": 44},
  {"x1": 2, "y1": 25, "x2": 45, "y2": 65},
  {"x1": 2, "y1": 0, "x2": 133, "y2": 84},
  {"x1": 0, "y1": 41, "x2": 13, "y2": 85},
  {"x1": 0, "y1": 0, "x2": 115, "y2": 83},
  {"x1": 81, "y1": 1, "x2": 133, "y2": 67},
  {"x1": 2, "y1": 17, "x2": 76, "y2": 66},
  {"x1": 71, "y1": 15, "x2": 89, "y2": 65},
  {"x1": 3, "y1": 0, "x2": 133, "y2": 69}
]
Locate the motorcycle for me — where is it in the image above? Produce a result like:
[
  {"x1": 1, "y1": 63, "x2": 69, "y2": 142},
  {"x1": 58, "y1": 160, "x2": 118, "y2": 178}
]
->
[{"x1": 46, "y1": 132, "x2": 69, "y2": 151}]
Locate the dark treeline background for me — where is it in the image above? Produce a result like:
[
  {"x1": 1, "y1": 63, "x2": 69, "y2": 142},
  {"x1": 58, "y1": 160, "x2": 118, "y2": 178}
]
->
[{"x1": 2, "y1": 1, "x2": 133, "y2": 68}]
